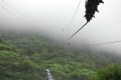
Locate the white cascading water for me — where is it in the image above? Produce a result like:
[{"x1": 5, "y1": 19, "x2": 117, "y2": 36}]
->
[{"x1": 46, "y1": 69, "x2": 54, "y2": 80}]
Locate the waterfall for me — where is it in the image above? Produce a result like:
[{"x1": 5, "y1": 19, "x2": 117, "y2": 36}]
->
[{"x1": 46, "y1": 69, "x2": 54, "y2": 80}]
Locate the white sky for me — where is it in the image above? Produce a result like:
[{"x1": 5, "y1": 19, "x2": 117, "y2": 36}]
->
[{"x1": 0, "y1": 0, "x2": 121, "y2": 53}]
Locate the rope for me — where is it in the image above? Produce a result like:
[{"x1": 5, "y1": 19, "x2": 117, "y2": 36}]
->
[
  {"x1": 67, "y1": 22, "x2": 88, "y2": 40},
  {"x1": 80, "y1": 40, "x2": 121, "y2": 46},
  {"x1": 67, "y1": 1, "x2": 81, "y2": 28}
]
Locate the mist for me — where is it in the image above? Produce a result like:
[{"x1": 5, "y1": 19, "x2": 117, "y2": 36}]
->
[{"x1": 0, "y1": 0, "x2": 121, "y2": 54}]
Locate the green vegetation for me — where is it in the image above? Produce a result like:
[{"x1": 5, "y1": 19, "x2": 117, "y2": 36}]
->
[
  {"x1": 92, "y1": 64, "x2": 121, "y2": 80},
  {"x1": 0, "y1": 32, "x2": 121, "y2": 80}
]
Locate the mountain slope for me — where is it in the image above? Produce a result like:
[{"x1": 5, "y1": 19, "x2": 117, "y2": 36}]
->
[{"x1": 0, "y1": 31, "x2": 121, "y2": 80}]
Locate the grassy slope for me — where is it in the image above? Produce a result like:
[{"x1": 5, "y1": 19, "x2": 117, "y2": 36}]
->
[{"x1": 0, "y1": 32, "x2": 121, "y2": 80}]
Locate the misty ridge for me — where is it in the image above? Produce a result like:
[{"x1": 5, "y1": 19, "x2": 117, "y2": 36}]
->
[
  {"x1": 0, "y1": 0, "x2": 121, "y2": 80},
  {"x1": 1, "y1": 27, "x2": 121, "y2": 80},
  {"x1": 0, "y1": 0, "x2": 121, "y2": 53}
]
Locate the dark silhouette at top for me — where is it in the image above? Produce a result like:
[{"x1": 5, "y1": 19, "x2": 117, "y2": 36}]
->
[
  {"x1": 68, "y1": 0, "x2": 104, "y2": 40},
  {"x1": 85, "y1": 0, "x2": 104, "y2": 22}
]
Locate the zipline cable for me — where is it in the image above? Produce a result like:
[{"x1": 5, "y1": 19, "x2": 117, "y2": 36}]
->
[
  {"x1": 88, "y1": 21, "x2": 121, "y2": 32},
  {"x1": 1, "y1": 0, "x2": 35, "y2": 27},
  {"x1": 1, "y1": 6, "x2": 23, "y2": 20},
  {"x1": 67, "y1": 1, "x2": 81, "y2": 28},
  {"x1": 67, "y1": 22, "x2": 88, "y2": 40},
  {"x1": 80, "y1": 40, "x2": 121, "y2": 46},
  {"x1": 1, "y1": 0, "x2": 27, "y2": 19}
]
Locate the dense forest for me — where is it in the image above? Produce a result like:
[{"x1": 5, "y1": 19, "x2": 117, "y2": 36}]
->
[{"x1": 0, "y1": 31, "x2": 121, "y2": 80}]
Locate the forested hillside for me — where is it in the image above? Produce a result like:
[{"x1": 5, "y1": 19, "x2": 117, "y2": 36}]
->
[{"x1": 0, "y1": 31, "x2": 121, "y2": 80}]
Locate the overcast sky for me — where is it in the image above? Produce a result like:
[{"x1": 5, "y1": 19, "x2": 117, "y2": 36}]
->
[{"x1": 0, "y1": 0, "x2": 121, "y2": 53}]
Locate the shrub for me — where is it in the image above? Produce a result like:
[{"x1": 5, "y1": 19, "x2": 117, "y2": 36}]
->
[{"x1": 92, "y1": 64, "x2": 121, "y2": 80}]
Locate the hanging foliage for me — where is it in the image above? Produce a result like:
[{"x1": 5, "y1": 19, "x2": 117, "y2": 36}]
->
[
  {"x1": 68, "y1": 0, "x2": 104, "y2": 40},
  {"x1": 85, "y1": 0, "x2": 104, "y2": 22}
]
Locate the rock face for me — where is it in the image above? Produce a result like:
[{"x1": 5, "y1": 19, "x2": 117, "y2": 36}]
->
[{"x1": 84, "y1": 0, "x2": 104, "y2": 22}]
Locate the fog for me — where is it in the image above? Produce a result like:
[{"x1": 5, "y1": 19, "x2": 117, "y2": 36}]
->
[{"x1": 0, "y1": 0, "x2": 121, "y2": 54}]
